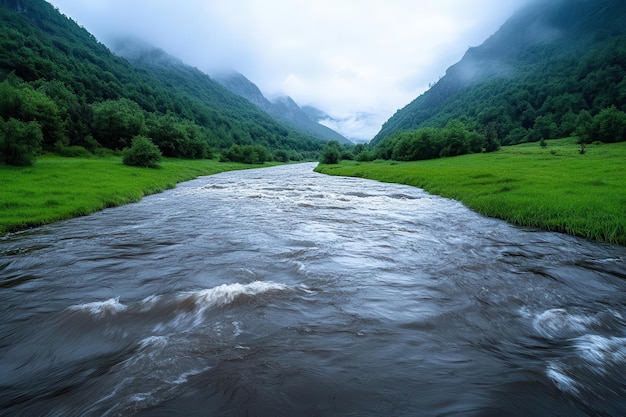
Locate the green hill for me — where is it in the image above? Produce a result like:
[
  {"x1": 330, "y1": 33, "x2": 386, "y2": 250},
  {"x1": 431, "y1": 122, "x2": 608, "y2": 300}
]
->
[
  {"x1": 372, "y1": 0, "x2": 626, "y2": 148},
  {"x1": 0, "y1": 0, "x2": 325, "y2": 164}
]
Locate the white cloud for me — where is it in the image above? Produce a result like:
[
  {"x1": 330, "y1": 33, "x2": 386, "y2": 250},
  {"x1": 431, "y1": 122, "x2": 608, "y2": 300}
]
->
[{"x1": 50, "y1": 0, "x2": 530, "y2": 141}]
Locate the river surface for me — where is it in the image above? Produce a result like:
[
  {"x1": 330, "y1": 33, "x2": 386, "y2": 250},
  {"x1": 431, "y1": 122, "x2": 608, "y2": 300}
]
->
[{"x1": 1, "y1": 163, "x2": 626, "y2": 416}]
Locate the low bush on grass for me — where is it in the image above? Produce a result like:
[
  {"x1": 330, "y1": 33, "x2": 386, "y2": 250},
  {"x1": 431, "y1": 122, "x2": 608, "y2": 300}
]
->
[{"x1": 122, "y1": 136, "x2": 162, "y2": 168}]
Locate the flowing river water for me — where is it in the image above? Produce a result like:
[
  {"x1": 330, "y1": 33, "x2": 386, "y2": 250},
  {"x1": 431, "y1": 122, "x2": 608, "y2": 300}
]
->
[{"x1": 1, "y1": 163, "x2": 625, "y2": 416}]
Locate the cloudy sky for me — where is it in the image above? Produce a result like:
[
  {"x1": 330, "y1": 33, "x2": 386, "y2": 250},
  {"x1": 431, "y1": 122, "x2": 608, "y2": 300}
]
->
[{"x1": 49, "y1": 0, "x2": 531, "y2": 141}]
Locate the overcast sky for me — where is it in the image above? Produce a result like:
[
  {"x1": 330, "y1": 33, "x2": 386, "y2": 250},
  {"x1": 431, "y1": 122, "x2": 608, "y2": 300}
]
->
[{"x1": 49, "y1": 0, "x2": 531, "y2": 141}]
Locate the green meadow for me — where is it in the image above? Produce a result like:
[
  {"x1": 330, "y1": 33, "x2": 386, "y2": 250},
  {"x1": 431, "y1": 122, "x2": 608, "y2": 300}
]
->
[
  {"x1": 0, "y1": 156, "x2": 273, "y2": 235},
  {"x1": 316, "y1": 138, "x2": 626, "y2": 245}
]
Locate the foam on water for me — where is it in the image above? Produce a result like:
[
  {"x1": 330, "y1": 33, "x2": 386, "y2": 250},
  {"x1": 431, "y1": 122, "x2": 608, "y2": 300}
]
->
[
  {"x1": 546, "y1": 336, "x2": 626, "y2": 398},
  {"x1": 68, "y1": 297, "x2": 127, "y2": 318},
  {"x1": 153, "y1": 281, "x2": 289, "y2": 331},
  {"x1": 138, "y1": 335, "x2": 168, "y2": 349},
  {"x1": 182, "y1": 281, "x2": 288, "y2": 309},
  {"x1": 532, "y1": 308, "x2": 597, "y2": 339},
  {"x1": 532, "y1": 307, "x2": 626, "y2": 398},
  {"x1": 574, "y1": 334, "x2": 626, "y2": 371},
  {"x1": 546, "y1": 361, "x2": 580, "y2": 395}
]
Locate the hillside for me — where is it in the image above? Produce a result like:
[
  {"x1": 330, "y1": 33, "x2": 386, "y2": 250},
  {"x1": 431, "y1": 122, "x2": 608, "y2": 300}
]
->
[
  {"x1": 213, "y1": 71, "x2": 352, "y2": 144},
  {"x1": 0, "y1": 0, "x2": 325, "y2": 163},
  {"x1": 372, "y1": 0, "x2": 626, "y2": 146}
]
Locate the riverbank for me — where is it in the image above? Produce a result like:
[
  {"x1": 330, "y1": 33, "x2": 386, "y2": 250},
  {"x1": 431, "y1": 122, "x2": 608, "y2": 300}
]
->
[
  {"x1": 315, "y1": 138, "x2": 626, "y2": 246},
  {"x1": 0, "y1": 155, "x2": 276, "y2": 235}
]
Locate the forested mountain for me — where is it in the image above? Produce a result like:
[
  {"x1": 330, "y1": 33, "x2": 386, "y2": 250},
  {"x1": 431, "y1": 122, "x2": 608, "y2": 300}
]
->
[
  {"x1": 372, "y1": 0, "x2": 626, "y2": 148},
  {"x1": 213, "y1": 71, "x2": 351, "y2": 144},
  {"x1": 0, "y1": 0, "x2": 326, "y2": 165}
]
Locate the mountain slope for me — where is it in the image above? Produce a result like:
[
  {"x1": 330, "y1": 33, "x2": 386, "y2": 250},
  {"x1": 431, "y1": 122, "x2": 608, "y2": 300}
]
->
[
  {"x1": 0, "y1": 0, "x2": 325, "y2": 160},
  {"x1": 373, "y1": 0, "x2": 626, "y2": 145},
  {"x1": 214, "y1": 71, "x2": 352, "y2": 144}
]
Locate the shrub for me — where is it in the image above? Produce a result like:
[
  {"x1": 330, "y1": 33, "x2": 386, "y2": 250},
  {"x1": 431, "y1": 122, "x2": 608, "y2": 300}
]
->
[
  {"x1": 122, "y1": 135, "x2": 162, "y2": 168},
  {"x1": 0, "y1": 118, "x2": 43, "y2": 166},
  {"x1": 355, "y1": 150, "x2": 375, "y2": 162},
  {"x1": 590, "y1": 106, "x2": 626, "y2": 143},
  {"x1": 319, "y1": 141, "x2": 341, "y2": 164}
]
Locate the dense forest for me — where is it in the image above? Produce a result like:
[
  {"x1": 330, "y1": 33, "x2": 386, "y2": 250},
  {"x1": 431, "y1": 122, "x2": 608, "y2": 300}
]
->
[
  {"x1": 368, "y1": 0, "x2": 626, "y2": 162},
  {"x1": 0, "y1": 0, "x2": 326, "y2": 166}
]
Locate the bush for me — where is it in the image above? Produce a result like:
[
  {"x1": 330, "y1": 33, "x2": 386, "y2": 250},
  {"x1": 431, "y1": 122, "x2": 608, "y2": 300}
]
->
[
  {"x1": 590, "y1": 106, "x2": 626, "y2": 143},
  {"x1": 0, "y1": 118, "x2": 43, "y2": 166},
  {"x1": 122, "y1": 135, "x2": 162, "y2": 168},
  {"x1": 319, "y1": 141, "x2": 341, "y2": 164},
  {"x1": 355, "y1": 150, "x2": 375, "y2": 162}
]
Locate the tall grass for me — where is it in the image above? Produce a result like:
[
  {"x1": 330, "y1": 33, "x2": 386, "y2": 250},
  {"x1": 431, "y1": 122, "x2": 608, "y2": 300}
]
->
[
  {"x1": 316, "y1": 138, "x2": 626, "y2": 245},
  {"x1": 0, "y1": 155, "x2": 273, "y2": 235}
]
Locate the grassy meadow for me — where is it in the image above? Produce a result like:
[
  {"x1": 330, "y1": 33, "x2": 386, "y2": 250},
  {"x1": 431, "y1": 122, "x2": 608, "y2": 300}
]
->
[
  {"x1": 316, "y1": 138, "x2": 626, "y2": 245},
  {"x1": 0, "y1": 155, "x2": 274, "y2": 235}
]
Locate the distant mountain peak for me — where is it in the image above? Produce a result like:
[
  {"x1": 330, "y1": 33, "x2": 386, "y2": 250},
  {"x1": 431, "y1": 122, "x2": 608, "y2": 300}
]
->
[
  {"x1": 213, "y1": 71, "x2": 272, "y2": 110},
  {"x1": 215, "y1": 72, "x2": 352, "y2": 144}
]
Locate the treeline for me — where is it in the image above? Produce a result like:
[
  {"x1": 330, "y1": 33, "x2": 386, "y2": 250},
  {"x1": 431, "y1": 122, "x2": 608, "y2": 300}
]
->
[
  {"x1": 319, "y1": 121, "x2": 497, "y2": 164},
  {"x1": 376, "y1": 104, "x2": 626, "y2": 162},
  {"x1": 0, "y1": 0, "x2": 324, "y2": 166},
  {"x1": 319, "y1": 106, "x2": 626, "y2": 165},
  {"x1": 0, "y1": 75, "x2": 278, "y2": 165},
  {"x1": 373, "y1": 120, "x2": 500, "y2": 161}
]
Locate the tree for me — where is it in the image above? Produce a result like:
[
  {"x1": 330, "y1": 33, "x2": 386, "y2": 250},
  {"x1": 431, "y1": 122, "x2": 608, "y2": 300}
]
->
[
  {"x1": 0, "y1": 118, "x2": 43, "y2": 166},
  {"x1": 590, "y1": 106, "x2": 626, "y2": 143},
  {"x1": 533, "y1": 115, "x2": 558, "y2": 140},
  {"x1": 0, "y1": 78, "x2": 67, "y2": 149},
  {"x1": 558, "y1": 110, "x2": 577, "y2": 137},
  {"x1": 439, "y1": 120, "x2": 470, "y2": 157},
  {"x1": 91, "y1": 98, "x2": 145, "y2": 149},
  {"x1": 219, "y1": 144, "x2": 272, "y2": 164},
  {"x1": 355, "y1": 150, "x2": 375, "y2": 161},
  {"x1": 319, "y1": 140, "x2": 341, "y2": 164},
  {"x1": 122, "y1": 135, "x2": 162, "y2": 168},
  {"x1": 574, "y1": 110, "x2": 593, "y2": 143},
  {"x1": 483, "y1": 122, "x2": 500, "y2": 152}
]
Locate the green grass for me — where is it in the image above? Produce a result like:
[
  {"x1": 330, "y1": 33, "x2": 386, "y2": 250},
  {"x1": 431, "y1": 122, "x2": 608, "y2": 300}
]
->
[
  {"x1": 316, "y1": 138, "x2": 626, "y2": 245},
  {"x1": 0, "y1": 155, "x2": 276, "y2": 235}
]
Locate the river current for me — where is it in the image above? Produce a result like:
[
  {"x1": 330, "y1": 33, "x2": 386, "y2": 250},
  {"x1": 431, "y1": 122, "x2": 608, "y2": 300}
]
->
[{"x1": 1, "y1": 163, "x2": 625, "y2": 416}]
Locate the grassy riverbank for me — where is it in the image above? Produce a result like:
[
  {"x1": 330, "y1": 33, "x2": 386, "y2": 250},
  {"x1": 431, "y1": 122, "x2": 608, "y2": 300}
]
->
[
  {"x1": 315, "y1": 138, "x2": 626, "y2": 245},
  {"x1": 0, "y1": 155, "x2": 275, "y2": 235}
]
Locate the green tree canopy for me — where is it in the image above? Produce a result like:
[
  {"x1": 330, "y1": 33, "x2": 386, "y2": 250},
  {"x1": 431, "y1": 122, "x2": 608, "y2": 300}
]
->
[
  {"x1": 319, "y1": 141, "x2": 341, "y2": 164},
  {"x1": 91, "y1": 98, "x2": 145, "y2": 150},
  {"x1": 590, "y1": 106, "x2": 626, "y2": 143},
  {"x1": 122, "y1": 135, "x2": 162, "y2": 168},
  {"x1": 0, "y1": 117, "x2": 43, "y2": 166}
]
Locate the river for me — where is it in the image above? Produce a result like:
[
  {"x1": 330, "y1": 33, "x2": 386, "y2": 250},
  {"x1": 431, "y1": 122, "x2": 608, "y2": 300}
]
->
[{"x1": 1, "y1": 163, "x2": 625, "y2": 416}]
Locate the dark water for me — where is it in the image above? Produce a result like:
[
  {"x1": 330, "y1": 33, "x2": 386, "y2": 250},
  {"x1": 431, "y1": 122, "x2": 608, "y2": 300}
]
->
[{"x1": 1, "y1": 163, "x2": 625, "y2": 417}]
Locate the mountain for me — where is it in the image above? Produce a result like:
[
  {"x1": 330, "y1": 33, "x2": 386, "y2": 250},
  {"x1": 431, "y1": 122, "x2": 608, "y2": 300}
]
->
[
  {"x1": 214, "y1": 71, "x2": 352, "y2": 144},
  {"x1": 0, "y1": 0, "x2": 326, "y2": 162},
  {"x1": 301, "y1": 105, "x2": 331, "y2": 123},
  {"x1": 372, "y1": 0, "x2": 626, "y2": 146}
]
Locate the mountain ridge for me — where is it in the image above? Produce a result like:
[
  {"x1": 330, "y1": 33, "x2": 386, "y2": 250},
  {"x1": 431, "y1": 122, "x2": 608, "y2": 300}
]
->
[
  {"x1": 0, "y1": 0, "x2": 326, "y2": 162},
  {"x1": 213, "y1": 71, "x2": 352, "y2": 144},
  {"x1": 373, "y1": 0, "x2": 626, "y2": 145}
]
